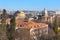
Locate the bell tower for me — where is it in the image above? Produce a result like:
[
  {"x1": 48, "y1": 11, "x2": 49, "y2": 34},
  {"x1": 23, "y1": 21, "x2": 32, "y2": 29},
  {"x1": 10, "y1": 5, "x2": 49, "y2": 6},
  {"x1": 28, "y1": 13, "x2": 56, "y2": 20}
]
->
[
  {"x1": 42, "y1": 8, "x2": 48, "y2": 22},
  {"x1": 42, "y1": 8, "x2": 48, "y2": 17}
]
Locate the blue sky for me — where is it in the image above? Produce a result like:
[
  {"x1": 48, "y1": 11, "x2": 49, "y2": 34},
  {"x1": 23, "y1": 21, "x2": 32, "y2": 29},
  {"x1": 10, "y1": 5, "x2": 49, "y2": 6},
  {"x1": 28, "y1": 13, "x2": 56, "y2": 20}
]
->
[{"x1": 0, "y1": 0, "x2": 60, "y2": 11}]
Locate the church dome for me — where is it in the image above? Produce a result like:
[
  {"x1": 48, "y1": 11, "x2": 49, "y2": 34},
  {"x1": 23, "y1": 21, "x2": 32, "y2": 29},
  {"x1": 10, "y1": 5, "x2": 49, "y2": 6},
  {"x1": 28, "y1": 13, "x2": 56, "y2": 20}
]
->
[{"x1": 16, "y1": 11, "x2": 26, "y2": 19}]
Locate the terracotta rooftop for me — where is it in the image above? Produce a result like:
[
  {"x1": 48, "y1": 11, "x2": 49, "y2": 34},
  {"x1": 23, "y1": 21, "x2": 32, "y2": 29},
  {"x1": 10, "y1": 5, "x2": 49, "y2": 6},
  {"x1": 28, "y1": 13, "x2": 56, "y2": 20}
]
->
[
  {"x1": 0, "y1": 19, "x2": 48, "y2": 29},
  {"x1": 15, "y1": 20, "x2": 48, "y2": 29}
]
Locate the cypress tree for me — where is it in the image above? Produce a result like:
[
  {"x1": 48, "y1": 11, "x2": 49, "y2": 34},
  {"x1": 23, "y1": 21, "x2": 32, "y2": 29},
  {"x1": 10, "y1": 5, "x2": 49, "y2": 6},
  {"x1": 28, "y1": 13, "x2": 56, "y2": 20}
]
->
[
  {"x1": 0, "y1": 9, "x2": 8, "y2": 40},
  {"x1": 53, "y1": 16, "x2": 58, "y2": 35},
  {"x1": 6, "y1": 24, "x2": 11, "y2": 40},
  {"x1": 9, "y1": 16, "x2": 15, "y2": 40},
  {"x1": 53, "y1": 16, "x2": 58, "y2": 40},
  {"x1": 1, "y1": 9, "x2": 7, "y2": 24}
]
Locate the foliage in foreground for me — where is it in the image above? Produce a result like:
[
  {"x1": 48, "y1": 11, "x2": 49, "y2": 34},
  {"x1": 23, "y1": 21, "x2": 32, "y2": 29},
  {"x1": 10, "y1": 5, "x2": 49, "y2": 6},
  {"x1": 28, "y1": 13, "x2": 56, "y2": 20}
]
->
[{"x1": 39, "y1": 35, "x2": 60, "y2": 40}]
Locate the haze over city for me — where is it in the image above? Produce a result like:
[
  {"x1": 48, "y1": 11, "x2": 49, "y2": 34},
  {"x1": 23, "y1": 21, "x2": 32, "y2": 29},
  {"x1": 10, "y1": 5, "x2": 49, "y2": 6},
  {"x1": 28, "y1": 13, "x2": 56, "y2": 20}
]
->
[
  {"x1": 0, "y1": 0, "x2": 60, "y2": 11},
  {"x1": 0, "y1": 0, "x2": 60, "y2": 40}
]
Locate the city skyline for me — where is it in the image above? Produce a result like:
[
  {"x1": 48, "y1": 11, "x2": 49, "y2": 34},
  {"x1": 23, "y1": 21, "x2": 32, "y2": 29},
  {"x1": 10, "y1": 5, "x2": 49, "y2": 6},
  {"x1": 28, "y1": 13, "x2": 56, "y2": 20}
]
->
[{"x1": 0, "y1": 0, "x2": 60, "y2": 11}]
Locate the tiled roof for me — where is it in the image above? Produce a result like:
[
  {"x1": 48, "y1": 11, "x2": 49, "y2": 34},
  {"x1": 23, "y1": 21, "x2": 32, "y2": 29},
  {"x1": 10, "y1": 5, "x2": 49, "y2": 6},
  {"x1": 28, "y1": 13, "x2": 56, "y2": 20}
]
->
[
  {"x1": 0, "y1": 19, "x2": 48, "y2": 29},
  {"x1": 6, "y1": 18, "x2": 10, "y2": 23},
  {"x1": 0, "y1": 18, "x2": 10, "y2": 23},
  {"x1": 15, "y1": 20, "x2": 48, "y2": 29}
]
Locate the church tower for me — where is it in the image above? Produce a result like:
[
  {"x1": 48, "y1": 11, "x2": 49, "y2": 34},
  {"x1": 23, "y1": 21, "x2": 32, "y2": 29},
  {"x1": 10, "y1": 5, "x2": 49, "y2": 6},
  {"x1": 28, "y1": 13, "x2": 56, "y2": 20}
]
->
[
  {"x1": 42, "y1": 8, "x2": 48, "y2": 17},
  {"x1": 42, "y1": 8, "x2": 48, "y2": 22}
]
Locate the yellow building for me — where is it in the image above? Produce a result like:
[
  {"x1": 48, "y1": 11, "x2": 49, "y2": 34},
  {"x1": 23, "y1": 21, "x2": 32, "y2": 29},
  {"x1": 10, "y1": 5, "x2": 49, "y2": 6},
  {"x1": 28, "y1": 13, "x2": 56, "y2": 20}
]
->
[{"x1": 16, "y1": 11, "x2": 26, "y2": 19}]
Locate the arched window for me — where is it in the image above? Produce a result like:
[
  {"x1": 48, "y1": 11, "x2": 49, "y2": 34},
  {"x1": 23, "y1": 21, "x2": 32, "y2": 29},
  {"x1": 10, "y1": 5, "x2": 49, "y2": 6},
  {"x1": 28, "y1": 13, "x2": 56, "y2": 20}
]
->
[
  {"x1": 19, "y1": 24, "x2": 24, "y2": 27},
  {"x1": 20, "y1": 25, "x2": 22, "y2": 27}
]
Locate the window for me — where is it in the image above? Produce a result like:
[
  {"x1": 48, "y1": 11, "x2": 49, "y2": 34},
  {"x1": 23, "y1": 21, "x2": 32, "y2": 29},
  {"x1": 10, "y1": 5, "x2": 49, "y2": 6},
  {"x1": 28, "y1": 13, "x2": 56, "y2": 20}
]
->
[
  {"x1": 20, "y1": 25, "x2": 22, "y2": 27},
  {"x1": 19, "y1": 24, "x2": 25, "y2": 27}
]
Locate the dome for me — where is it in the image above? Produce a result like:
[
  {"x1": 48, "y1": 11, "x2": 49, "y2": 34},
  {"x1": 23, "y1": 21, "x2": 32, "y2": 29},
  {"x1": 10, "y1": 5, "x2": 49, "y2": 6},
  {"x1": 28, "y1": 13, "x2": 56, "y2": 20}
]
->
[
  {"x1": 17, "y1": 11, "x2": 26, "y2": 18},
  {"x1": 14, "y1": 11, "x2": 20, "y2": 16}
]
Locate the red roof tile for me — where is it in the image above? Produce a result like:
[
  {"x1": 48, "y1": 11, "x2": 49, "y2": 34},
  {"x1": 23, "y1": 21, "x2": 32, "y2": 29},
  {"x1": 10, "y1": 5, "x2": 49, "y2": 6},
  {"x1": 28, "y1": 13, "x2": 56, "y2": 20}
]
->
[{"x1": 0, "y1": 19, "x2": 48, "y2": 29}]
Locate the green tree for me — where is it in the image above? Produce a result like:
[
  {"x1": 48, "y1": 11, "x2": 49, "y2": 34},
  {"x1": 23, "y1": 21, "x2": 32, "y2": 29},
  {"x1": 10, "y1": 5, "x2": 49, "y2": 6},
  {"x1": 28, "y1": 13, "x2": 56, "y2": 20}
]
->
[
  {"x1": 1, "y1": 9, "x2": 7, "y2": 34},
  {"x1": 0, "y1": 9, "x2": 8, "y2": 40},
  {"x1": 9, "y1": 16, "x2": 15, "y2": 40},
  {"x1": 6, "y1": 24, "x2": 11, "y2": 40},
  {"x1": 1, "y1": 9, "x2": 7, "y2": 31},
  {"x1": 1, "y1": 9, "x2": 7, "y2": 24},
  {"x1": 53, "y1": 16, "x2": 58, "y2": 34},
  {"x1": 53, "y1": 16, "x2": 58, "y2": 40}
]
